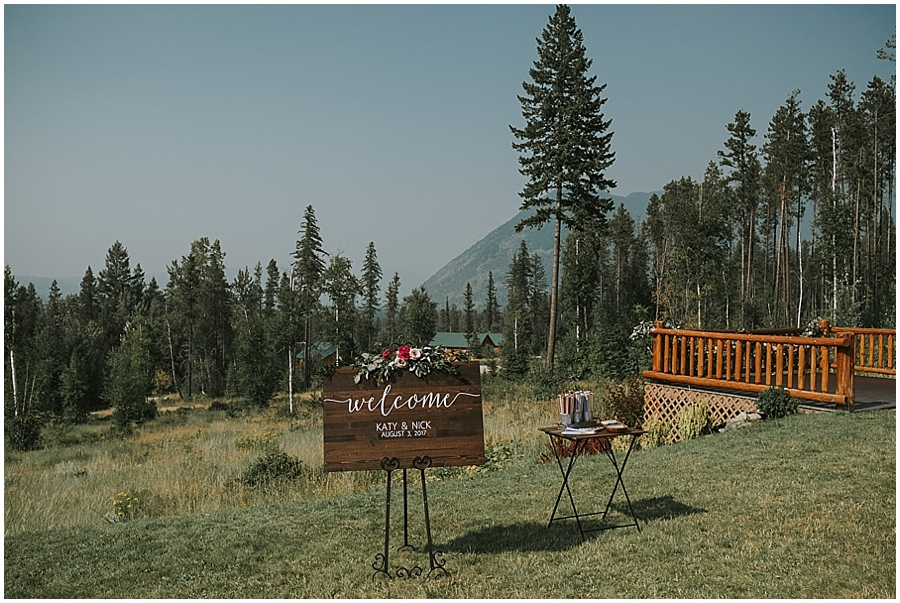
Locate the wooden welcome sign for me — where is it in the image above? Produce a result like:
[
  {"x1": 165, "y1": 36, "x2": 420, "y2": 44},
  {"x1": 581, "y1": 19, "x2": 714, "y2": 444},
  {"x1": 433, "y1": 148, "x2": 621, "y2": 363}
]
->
[{"x1": 323, "y1": 361, "x2": 485, "y2": 472}]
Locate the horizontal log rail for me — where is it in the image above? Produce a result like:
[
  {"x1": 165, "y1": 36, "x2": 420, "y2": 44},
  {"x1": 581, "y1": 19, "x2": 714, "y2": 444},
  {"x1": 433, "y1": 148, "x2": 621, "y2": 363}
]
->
[
  {"x1": 643, "y1": 322, "x2": 858, "y2": 408},
  {"x1": 831, "y1": 327, "x2": 896, "y2": 375}
]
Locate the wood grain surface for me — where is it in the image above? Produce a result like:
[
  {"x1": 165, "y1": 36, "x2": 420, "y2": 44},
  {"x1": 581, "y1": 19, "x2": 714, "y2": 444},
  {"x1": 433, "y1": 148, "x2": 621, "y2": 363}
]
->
[{"x1": 323, "y1": 361, "x2": 485, "y2": 472}]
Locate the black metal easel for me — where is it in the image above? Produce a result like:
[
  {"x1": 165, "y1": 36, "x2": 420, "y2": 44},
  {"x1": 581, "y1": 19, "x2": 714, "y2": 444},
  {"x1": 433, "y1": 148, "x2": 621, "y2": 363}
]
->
[{"x1": 371, "y1": 456, "x2": 449, "y2": 580}]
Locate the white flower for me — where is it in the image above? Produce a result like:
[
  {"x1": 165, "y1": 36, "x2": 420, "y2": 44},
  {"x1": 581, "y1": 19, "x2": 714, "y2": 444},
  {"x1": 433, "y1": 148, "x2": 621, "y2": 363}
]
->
[
  {"x1": 409, "y1": 348, "x2": 422, "y2": 360},
  {"x1": 393, "y1": 358, "x2": 408, "y2": 368}
]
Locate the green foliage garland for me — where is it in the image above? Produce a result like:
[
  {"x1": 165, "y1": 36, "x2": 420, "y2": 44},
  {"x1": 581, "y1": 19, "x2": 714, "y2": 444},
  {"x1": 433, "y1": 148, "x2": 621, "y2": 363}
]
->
[{"x1": 352, "y1": 345, "x2": 467, "y2": 386}]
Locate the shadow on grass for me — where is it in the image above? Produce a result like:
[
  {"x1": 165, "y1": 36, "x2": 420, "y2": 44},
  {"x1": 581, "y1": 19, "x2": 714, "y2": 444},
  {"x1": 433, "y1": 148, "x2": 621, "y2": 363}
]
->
[
  {"x1": 441, "y1": 496, "x2": 706, "y2": 554},
  {"x1": 442, "y1": 521, "x2": 583, "y2": 554},
  {"x1": 611, "y1": 495, "x2": 707, "y2": 523}
]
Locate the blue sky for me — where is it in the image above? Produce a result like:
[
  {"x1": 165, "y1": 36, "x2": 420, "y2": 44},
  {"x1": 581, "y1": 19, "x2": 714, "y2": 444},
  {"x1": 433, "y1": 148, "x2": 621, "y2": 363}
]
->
[{"x1": 5, "y1": 3, "x2": 896, "y2": 294}]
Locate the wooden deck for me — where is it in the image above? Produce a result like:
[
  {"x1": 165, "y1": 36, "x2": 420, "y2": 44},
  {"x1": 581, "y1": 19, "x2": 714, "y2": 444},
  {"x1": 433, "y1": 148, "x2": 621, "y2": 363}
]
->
[
  {"x1": 644, "y1": 322, "x2": 896, "y2": 412},
  {"x1": 800, "y1": 374, "x2": 896, "y2": 412}
]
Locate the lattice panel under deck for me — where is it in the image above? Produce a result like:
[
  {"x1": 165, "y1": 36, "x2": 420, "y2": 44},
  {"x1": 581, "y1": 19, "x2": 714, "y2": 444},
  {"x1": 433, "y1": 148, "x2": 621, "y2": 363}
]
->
[{"x1": 643, "y1": 383, "x2": 758, "y2": 443}]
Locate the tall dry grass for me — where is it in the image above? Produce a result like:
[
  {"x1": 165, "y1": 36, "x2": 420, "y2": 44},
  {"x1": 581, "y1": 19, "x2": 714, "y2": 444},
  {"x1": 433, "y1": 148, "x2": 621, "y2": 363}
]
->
[{"x1": 5, "y1": 378, "x2": 564, "y2": 537}]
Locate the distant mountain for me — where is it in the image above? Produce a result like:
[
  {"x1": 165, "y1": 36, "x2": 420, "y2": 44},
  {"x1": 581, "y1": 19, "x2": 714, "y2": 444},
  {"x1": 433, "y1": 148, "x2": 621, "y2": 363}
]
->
[{"x1": 422, "y1": 192, "x2": 655, "y2": 309}]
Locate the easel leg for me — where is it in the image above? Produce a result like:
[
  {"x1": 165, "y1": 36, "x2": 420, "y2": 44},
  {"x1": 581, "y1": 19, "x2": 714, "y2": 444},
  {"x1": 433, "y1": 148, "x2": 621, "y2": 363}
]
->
[
  {"x1": 399, "y1": 468, "x2": 415, "y2": 551},
  {"x1": 414, "y1": 456, "x2": 448, "y2": 578},
  {"x1": 372, "y1": 457, "x2": 400, "y2": 580}
]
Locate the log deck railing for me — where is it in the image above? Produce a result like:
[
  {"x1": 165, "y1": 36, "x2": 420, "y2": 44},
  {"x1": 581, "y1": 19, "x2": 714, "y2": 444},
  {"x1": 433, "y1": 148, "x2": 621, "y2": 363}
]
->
[
  {"x1": 832, "y1": 327, "x2": 895, "y2": 375},
  {"x1": 643, "y1": 321, "x2": 896, "y2": 410}
]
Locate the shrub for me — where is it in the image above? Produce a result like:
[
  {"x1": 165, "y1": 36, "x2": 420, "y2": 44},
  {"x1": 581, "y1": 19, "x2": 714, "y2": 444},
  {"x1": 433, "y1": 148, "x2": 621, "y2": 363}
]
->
[
  {"x1": 239, "y1": 450, "x2": 304, "y2": 488},
  {"x1": 478, "y1": 441, "x2": 521, "y2": 472},
  {"x1": 600, "y1": 375, "x2": 646, "y2": 428},
  {"x1": 640, "y1": 415, "x2": 671, "y2": 450},
  {"x1": 527, "y1": 363, "x2": 570, "y2": 401},
  {"x1": 756, "y1": 386, "x2": 797, "y2": 419},
  {"x1": 676, "y1": 399, "x2": 712, "y2": 441},
  {"x1": 235, "y1": 431, "x2": 279, "y2": 451},
  {"x1": 111, "y1": 399, "x2": 157, "y2": 428},
  {"x1": 5, "y1": 414, "x2": 44, "y2": 451}
]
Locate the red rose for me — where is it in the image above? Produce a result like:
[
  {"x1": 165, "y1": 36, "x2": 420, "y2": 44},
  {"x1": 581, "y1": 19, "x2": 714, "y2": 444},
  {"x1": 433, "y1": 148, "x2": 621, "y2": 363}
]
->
[
  {"x1": 382, "y1": 348, "x2": 393, "y2": 360},
  {"x1": 397, "y1": 345, "x2": 411, "y2": 361}
]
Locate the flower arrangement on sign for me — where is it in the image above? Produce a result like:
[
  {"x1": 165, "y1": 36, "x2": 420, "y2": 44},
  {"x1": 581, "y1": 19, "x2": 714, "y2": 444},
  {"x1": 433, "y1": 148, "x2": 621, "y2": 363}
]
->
[{"x1": 353, "y1": 344, "x2": 469, "y2": 385}]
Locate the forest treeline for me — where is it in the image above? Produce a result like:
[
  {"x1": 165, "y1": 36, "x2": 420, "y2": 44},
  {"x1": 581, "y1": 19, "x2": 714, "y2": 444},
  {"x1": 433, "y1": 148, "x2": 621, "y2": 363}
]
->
[{"x1": 4, "y1": 62, "x2": 895, "y2": 447}]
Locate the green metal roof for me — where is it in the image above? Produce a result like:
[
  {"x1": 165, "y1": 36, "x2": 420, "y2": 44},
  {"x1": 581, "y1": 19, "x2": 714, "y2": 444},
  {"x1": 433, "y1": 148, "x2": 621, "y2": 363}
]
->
[
  {"x1": 429, "y1": 332, "x2": 505, "y2": 349},
  {"x1": 296, "y1": 342, "x2": 337, "y2": 361}
]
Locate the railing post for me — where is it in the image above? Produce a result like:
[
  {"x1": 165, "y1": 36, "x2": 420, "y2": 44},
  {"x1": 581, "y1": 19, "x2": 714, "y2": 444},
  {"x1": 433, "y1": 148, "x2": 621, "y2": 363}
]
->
[
  {"x1": 835, "y1": 333, "x2": 856, "y2": 410},
  {"x1": 652, "y1": 321, "x2": 664, "y2": 373}
]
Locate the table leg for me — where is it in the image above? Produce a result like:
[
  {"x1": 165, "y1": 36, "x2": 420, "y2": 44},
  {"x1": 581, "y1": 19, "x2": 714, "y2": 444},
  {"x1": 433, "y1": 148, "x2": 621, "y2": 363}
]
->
[
  {"x1": 601, "y1": 434, "x2": 641, "y2": 533},
  {"x1": 547, "y1": 435, "x2": 588, "y2": 539}
]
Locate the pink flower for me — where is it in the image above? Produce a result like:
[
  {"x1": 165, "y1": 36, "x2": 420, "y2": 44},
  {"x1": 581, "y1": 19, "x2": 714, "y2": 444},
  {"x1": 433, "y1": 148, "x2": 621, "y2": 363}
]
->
[
  {"x1": 382, "y1": 348, "x2": 393, "y2": 360},
  {"x1": 397, "y1": 345, "x2": 411, "y2": 361},
  {"x1": 409, "y1": 348, "x2": 422, "y2": 360},
  {"x1": 394, "y1": 358, "x2": 408, "y2": 369}
]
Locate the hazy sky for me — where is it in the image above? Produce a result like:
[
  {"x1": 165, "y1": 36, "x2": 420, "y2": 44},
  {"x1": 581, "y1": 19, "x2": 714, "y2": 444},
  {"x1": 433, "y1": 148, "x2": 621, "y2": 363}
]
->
[{"x1": 5, "y1": 3, "x2": 896, "y2": 294}]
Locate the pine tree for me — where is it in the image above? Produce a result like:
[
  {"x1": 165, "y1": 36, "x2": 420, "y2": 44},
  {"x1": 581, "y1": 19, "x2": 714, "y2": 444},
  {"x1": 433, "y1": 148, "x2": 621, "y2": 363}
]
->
[
  {"x1": 762, "y1": 91, "x2": 810, "y2": 326},
  {"x1": 381, "y1": 273, "x2": 401, "y2": 344},
  {"x1": 503, "y1": 241, "x2": 533, "y2": 376},
  {"x1": 263, "y1": 259, "x2": 280, "y2": 317},
  {"x1": 482, "y1": 271, "x2": 501, "y2": 333},
  {"x1": 322, "y1": 254, "x2": 360, "y2": 364},
  {"x1": 78, "y1": 266, "x2": 98, "y2": 323},
  {"x1": 464, "y1": 282, "x2": 477, "y2": 351},
  {"x1": 359, "y1": 242, "x2": 382, "y2": 351},
  {"x1": 97, "y1": 241, "x2": 134, "y2": 354},
  {"x1": 104, "y1": 317, "x2": 155, "y2": 426},
  {"x1": 857, "y1": 75, "x2": 896, "y2": 326},
  {"x1": 510, "y1": 4, "x2": 616, "y2": 368},
  {"x1": 292, "y1": 205, "x2": 328, "y2": 389},
  {"x1": 718, "y1": 109, "x2": 763, "y2": 325},
  {"x1": 401, "y1": 287, "x2": 437, "y2": 347}
]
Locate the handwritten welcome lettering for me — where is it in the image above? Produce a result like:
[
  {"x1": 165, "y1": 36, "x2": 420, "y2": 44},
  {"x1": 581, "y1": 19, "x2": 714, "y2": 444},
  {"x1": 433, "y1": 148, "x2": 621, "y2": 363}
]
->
[{"x1": 325, "y1": 383, "x2": 480, "y2": 417}]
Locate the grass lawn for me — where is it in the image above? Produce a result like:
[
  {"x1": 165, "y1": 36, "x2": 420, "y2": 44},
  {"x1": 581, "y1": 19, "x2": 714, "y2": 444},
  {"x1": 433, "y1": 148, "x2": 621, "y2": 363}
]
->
[{"x1": 4, "y1": 408, "x2": 894, "y2": 598}]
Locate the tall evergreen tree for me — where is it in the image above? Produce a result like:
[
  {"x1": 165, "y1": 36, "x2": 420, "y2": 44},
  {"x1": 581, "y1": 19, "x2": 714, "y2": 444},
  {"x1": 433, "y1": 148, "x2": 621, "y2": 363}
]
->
[
  {"x1": 463, "y1": 282, "x2": 477, "y2": 350},
  {"x1": 510, "y1": 3, "x2": 616, "y2": 368},
  {"x1": 165, "y1": 238, "x2": 232, "y2": 398},
  {"x1": 78, "y1": 266, "x2": 98, "y2": 323},
  {"x1": 359, "y1": 242, "x2": 382, "y2": 351},
  {"x1": 97, "y1": 241, "x2": 134, "y2": 354},
  {"x1": 196, "y1": 239, "x2": 232, "y2": 396},
  {"x1": 401, "y1": 286, "x2": 437, "y2": 347},
  {"x1": 762, "y1": 90, "x2": 810, "y2": 326},
  {"x1": 322, "y1": 254, "x2": 361, "y2": 364},
  {"x1": 381, "y1": 273, "x2": 401, "y2": 344},
  {"x1": 482, "y1": 271, "x2": 501, "y2": 333},
  {"x1": 718, "y1": 109, "x2": 763, "y2": 325},
  {"x1": 502, "y1": 241, "x2": 533, "y2": 376},
  {"x1": 104, "y1": 317, "x2": 155, "y2": 426},
  {"x1": 263, "y1": 259, "x2": 280, "y2": 317},
  {"x1": 292, "y1": 205, "x2": 328, "y2": 389}
]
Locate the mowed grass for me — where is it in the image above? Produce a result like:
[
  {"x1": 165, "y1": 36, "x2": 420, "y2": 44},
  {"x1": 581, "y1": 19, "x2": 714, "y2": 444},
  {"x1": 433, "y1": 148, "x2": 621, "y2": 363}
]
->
[{"x1": 4, "y1": 389, "x2": 896, "y2": 598}]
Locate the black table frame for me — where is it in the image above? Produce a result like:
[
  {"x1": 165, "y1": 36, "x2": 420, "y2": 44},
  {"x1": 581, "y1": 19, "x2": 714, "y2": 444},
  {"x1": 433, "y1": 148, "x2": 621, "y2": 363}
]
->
[{"x1": 540, "y1": 426, "x2": 645, "y2": 540}]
